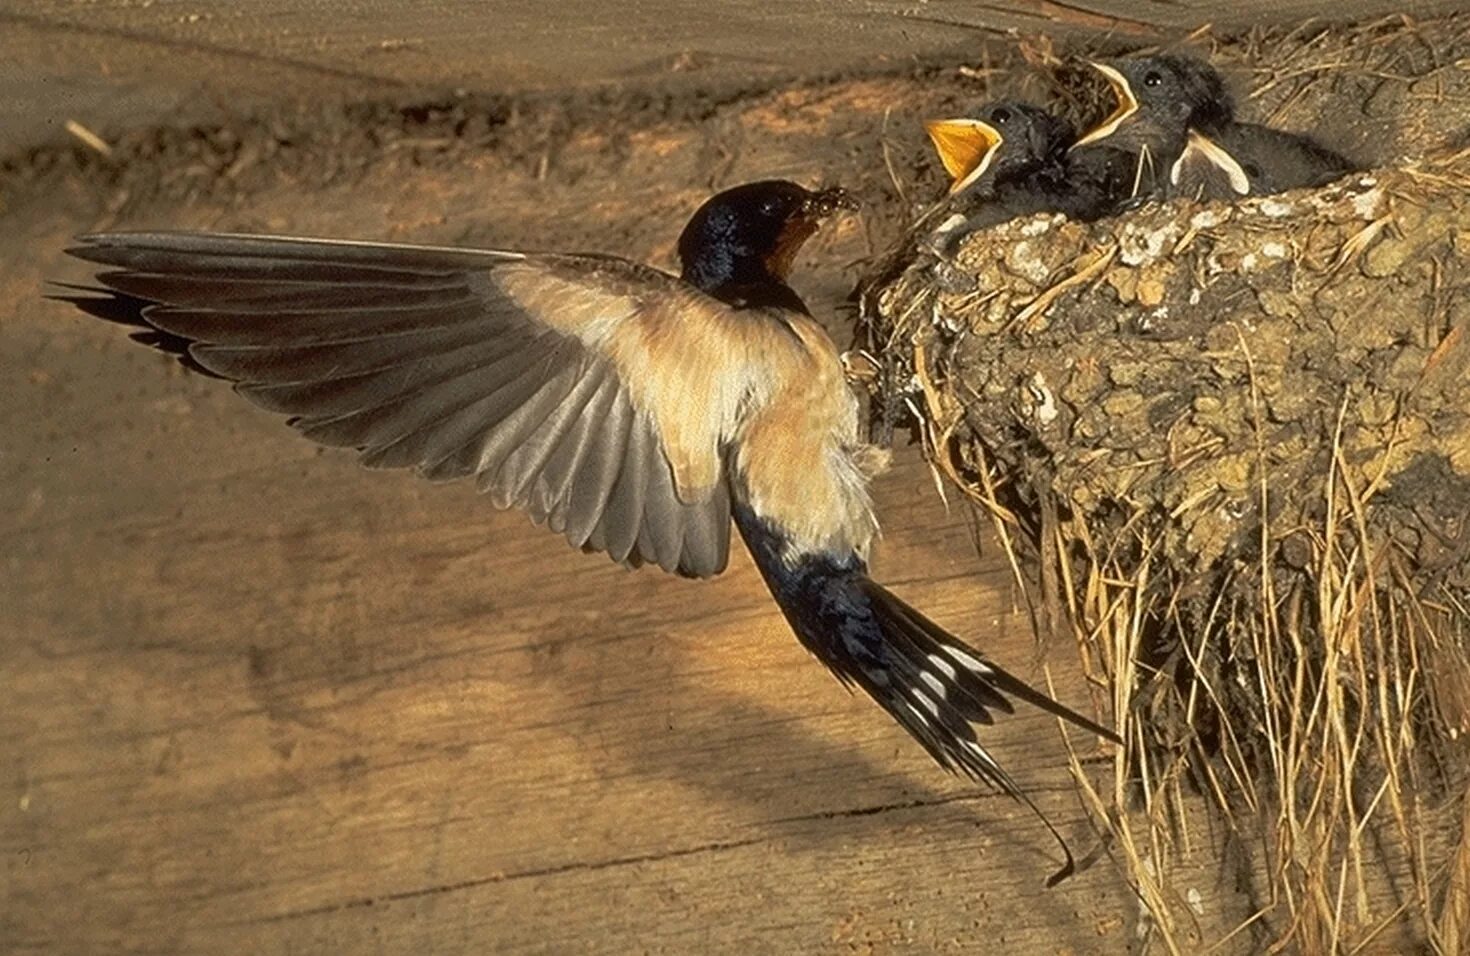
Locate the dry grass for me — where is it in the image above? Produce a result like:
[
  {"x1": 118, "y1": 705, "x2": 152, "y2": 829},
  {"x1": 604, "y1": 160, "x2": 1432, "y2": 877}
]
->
[{"x1": 902, "y1": 326, "x2": 1470, "y2": 952}]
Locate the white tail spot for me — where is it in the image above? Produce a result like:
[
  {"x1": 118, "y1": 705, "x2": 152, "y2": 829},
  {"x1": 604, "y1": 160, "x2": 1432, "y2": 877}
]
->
[
  {"x1": 926, "y1": 654, "x2": 957, "y2": 681},
  {"x1": 944, "y1": 644, "x2": 995, "y2": 676},
  {"x1": 961, "y1": 737, "x2": 1002, "y2": 774},
  {"x1": 900, "y1": 700, "x2": 935, "y2": 733},
  {"x1": 918, "y1": 670, "x2": 947, "y2": 699},
  {"x1": 911, "y1": 688, "x2": 942, "y2": 719}
]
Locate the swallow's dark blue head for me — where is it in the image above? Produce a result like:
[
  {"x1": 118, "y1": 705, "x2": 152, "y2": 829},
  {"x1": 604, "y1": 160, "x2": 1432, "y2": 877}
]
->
[{"x1": 677, "y1": 180, "x2": 858, "y2": 304}]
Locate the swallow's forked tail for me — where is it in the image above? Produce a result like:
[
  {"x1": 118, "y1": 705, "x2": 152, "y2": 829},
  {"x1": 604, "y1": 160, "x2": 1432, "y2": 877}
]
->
[{"x1": 733, "y1": 505, "x2": 1120, "y2": 885}]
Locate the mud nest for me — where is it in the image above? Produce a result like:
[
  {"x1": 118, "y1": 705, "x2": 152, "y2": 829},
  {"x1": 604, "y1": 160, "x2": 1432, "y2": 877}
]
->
[
  {"x1": 880, "y1": 155, "x2": 1470, "y2": 593},
  {"x1": 864, "y1": 145, "x2": 1470, "y2": 947}
]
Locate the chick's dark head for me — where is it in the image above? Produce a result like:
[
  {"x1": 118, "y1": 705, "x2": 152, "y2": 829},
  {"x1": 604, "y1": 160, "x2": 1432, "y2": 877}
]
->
[
  {"x1": 1075, "y1": 54, "x2": 1235, "y2": 156},
  {"x1": 677, "y1": 180, "x2": 857, "y2": 294},
  {"x1": 980, "y1": 102, "x2": 1075, "y2": 175},
  {"x1": 1130, "y1": 55, "x2": 1234, "y2": 129},
  {"x1": 925, "y1": 101, "x2": 1072, "y2": 197}
]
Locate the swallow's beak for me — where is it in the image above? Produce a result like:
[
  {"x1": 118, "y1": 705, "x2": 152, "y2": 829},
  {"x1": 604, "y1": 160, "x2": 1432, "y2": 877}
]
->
[
  {"x1": 803, "y1": 186, "x2": 861, "y2": 219},
  {"x1": 1072, "y1": 61, "x2": 1139, "y2": 149},
  {"x1": 766, "y1": 187, "x2": 858, "y2": 280},
  {"x1": 924, "y1": 119, "x2": 1004, "y2": 195}
]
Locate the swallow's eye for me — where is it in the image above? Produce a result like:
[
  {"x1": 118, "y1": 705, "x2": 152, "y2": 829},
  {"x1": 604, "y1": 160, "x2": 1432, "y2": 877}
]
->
[
  {"x1": 1143, "y1": 70, "x2": 1163, "y2": 88},
  {"x1": 760, "y1": 197, "x2": 787, "y2": 218},
  {"x1": 991, "y1": 107, "x2": 1012, "y2": 124}
]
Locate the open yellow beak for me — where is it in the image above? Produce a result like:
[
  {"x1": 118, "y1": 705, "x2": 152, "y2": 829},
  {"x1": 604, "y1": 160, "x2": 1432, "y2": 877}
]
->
[
  {"x1": 923, "y1": 119, "x2": 1004, "y2": 195},
  {"x1": 1071, "y1": 61, "x2": 1139, "y2": 149}
]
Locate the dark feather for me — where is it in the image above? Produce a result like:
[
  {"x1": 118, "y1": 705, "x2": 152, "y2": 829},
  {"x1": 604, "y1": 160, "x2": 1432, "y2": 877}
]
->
[
  {"x1": 595, "y1": 420, "x2": 653, "y2": 565},
  {"x1": 61, "y1": 231, "x2": 735, "y2": 578},
  {"x1": 491, "y1": 360, "x2": 610, "y2": 510},
  {"x1": 144, "y1": 296, "x2": 485, "y2": 345},
  {"x1": 565, "y1": 394, "x2": 635, "y2": 549},
  {"x1": 528, "y1": 372, "x2": 624, "y2": 531},
  {"x1": 1213, "y1": 122, "x2": 1354, "y2": 194},
  {"x1": 47, "y1": 284, "x2": 224, "y2": 378},
  {"x1": 733, "y1": 503, "x2": 1120, "y2": 791},
  {"x1": 70, "y1": 231, "x2": 513, "y2": 271}
]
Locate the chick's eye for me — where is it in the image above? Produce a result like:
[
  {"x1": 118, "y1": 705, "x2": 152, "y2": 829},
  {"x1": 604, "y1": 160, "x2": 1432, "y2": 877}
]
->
[
  {"x1": 991, "y1": 107, "x2": 1012, "y2": 124},
  {"x1": 760, "y1": 197, "x2": 787, "y2": 217},
  {"x1": 1143, "y1": 70, "x2": 1163, "y2": 87}
]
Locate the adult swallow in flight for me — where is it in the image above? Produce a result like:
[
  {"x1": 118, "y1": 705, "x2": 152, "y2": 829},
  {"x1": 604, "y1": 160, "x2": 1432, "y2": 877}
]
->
[
  {"x1": 57, "y1": 181, "x2": 1119, "y2": 820},
  {"x1": 1072, "y1": 54, "x2": 1352, "y2": 201}
]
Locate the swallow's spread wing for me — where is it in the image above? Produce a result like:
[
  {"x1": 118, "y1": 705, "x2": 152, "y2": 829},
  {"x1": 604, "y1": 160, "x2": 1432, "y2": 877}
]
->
[{"x1": 64, "y1": 232, "x2": 753, "y2": 578}]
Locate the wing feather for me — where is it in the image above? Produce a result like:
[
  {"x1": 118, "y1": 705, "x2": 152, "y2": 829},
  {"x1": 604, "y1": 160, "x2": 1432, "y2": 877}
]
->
[
  {"x1": 236, "y1": 335, "x2": 526, "y2": 416},
  {"x1": 638, "y1": 437, "x2": 687, "y2": 574},
  {"x1": 147, "y1": 298, "x2": 487, "y2": 350},
  {"x1": 528, "y1": 371, "x2": 624, "y2": 532},
  {"x1": 491, "y1": 359, "x2": 611, "y2": 510},
  {"x1": 563, "y1": 393, "x2": 635, "y2": 550},
  {"x1": 61, "y1": 232, "x2": 748, "y2": 578},
  {"x1": 595, "y1": 418, "x2": 653, "y2": 565}
]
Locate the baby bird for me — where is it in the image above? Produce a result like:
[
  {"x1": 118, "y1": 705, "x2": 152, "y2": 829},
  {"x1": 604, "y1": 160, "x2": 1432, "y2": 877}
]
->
[
  {"x1": 925, "y1": 99, "x2": 1119, "y2": 235},
  {"x1": 1072, "y1": 53, "x2": 1352, "y2": 201}
]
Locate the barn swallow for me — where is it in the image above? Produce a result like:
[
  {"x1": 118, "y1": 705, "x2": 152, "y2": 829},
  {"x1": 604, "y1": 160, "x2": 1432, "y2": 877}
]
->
[
  {"x1": 1073, "y1": 54, "x2": 1352, "y2": 200},
  {"x1": 57, "y1": 181, "x2": 1119, "y2": 823},
  {"x1": 924, "y1": 100, "x2": 1117, "y2": 231}
]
